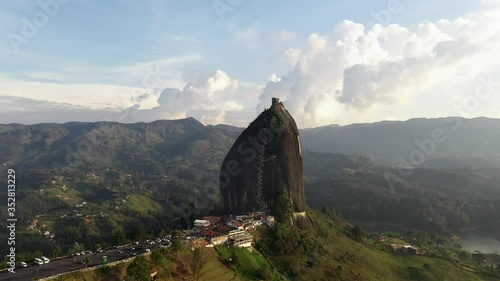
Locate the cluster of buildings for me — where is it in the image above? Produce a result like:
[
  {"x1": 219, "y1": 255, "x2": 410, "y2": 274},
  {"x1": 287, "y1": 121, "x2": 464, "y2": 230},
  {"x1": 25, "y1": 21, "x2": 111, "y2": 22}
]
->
[
  {"x1": 43, "y1": 230, "x2": 56, "y2": 240},
  {"x1": 26, "y1": 220, "x2": 56, "y2": 241},
  {"x1": 27, "y1": 219, "x2": 39, "y2": 230},
  {"x1": 389, "y1": 243, "x2": 424, "y2": 255},
  {"x1": 190, "y1": 212, "x2": 275, "y2": 248},
  {"x1": 373, "y1": 234, "x2": 424, "y2": 255},
  {"x1": 75, "y1": 202, "x2": 87, "y2": 208}
]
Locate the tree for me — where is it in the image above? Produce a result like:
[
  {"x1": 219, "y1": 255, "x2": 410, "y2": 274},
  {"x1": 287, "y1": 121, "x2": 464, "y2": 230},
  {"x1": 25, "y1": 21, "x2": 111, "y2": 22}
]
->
[
  {"x1": 32, "y1": 250, "x2": 43, "y2": 259},
  {"x1": 151, "y1": 248, "x2": 164, "y2": 266},
  {"x1": 158, "y1": 228, "x2": 167, "y2": 238},
  {"x1": 275, "y1": 192, "x2": 292, "y2": 224},
  {"x1": 192, "y1": 248, "x2": 203, "y2": 279},
  {"x1": 351, "y1": 225, "x2": 366, "y2": 242},
  {"x1": 113, "y1": 229, "x2": 128, "y2": 245},
  {"x1": 458, "y1": 250, "x2": 471, "y2": 261},
  {"x1": 260, "y1": 267, "x2": 273, "y2": 281},
  {"x1": 171, "y1": 230, "x2": 183, "y2": 251},
  {"x1": 127, "y1": 256, "x2": 150, "y2": 281},
  {"x1": 71, "y1": 242, "x2": 84, "y2": 254},
  {"x1": 134, "y1": 225, "x2": 147, "y2": 241},
  {"x1": 53, "y1": 247, "x2": 62, "y2": 258},
  {"x1": 83, "y1": 257, "x2": 92, "y2": 268}
]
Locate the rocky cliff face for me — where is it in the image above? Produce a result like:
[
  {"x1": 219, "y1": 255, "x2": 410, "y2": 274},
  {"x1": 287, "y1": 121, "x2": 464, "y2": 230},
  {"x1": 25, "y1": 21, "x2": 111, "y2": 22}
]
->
[{"x1": 220, "y1": 98, "x2": 309, "y2": 225}]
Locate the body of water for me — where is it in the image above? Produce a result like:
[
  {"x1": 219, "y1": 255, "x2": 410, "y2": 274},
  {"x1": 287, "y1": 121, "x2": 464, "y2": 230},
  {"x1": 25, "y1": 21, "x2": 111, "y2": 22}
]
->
[{"x1": 458, "y1": 231, "x2": 500, "y2": 254}]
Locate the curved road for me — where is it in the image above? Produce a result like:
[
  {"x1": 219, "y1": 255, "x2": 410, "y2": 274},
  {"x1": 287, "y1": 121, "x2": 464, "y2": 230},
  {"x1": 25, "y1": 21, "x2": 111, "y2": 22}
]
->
[{"x1": 0, "y1": 244, "x2": 158, "y2": 281}]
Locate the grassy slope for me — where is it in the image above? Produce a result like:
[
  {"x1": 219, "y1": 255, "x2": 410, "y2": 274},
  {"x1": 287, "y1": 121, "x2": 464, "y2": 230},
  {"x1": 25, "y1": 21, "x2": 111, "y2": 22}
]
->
[
  {"x1": 259, "y1": 209, "x2": 500, "y2": 281},
  {"x1": 216, "y1": 245, "x2": 282, "y2": 280},
  {"x1": 50, "y1": 262, "x2": 129, "y2": 281},
  {"x1": 49, "y1": 214, "x2": 499, "y2": 281},
  {"x1": 200, "y1": 247, "x2": 243, "y2": 281},
  {"x1": 52, "y1": 248, "x2": 243, "y2": 281},
  {"x1": 127, "y1": 194, "x2": 164, "y2": 214}
]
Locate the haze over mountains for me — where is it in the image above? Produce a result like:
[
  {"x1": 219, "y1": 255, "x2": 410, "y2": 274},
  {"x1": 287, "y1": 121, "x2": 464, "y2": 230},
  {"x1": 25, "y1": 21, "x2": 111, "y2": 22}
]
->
[
  {"x1": 1, "y1": 115, "x2": 500, "y2": 280},
  {"x1": 3, "y1": 116, "x2": 500, "y2": 171},
  {"x1": 1, "y1": 116, "x2": 499, "y2": 235},
  {"x1": 300, "y1": 117, "x2": 500, "y2": 169}
]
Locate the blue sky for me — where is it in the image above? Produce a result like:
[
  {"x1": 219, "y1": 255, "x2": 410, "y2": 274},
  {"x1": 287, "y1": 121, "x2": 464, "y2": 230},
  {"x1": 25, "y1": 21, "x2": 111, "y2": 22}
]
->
[{"x1": 1, "y1": 0, "x2": 499, "y2": 127}]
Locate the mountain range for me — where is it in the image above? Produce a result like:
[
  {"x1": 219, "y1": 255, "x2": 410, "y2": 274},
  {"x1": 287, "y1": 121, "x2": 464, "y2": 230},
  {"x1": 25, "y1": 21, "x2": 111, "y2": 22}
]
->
[{"x1": 0, "y1": 117, "x2": 499, "y2": 242}]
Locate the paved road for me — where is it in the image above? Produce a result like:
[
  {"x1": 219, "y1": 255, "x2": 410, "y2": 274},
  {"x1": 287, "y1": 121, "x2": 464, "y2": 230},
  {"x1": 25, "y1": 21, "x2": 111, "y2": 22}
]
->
[{"x1": 0, "y1": 243, "x2": 162, "y2": 281}]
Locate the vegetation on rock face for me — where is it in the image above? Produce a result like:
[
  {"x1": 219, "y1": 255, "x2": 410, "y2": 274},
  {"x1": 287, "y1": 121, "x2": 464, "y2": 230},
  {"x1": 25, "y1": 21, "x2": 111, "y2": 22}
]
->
[
  {"x1": 258, "y1": 195, "x2": 318, "y2": 257},
  {"x1": 274, "y1": 192, "x2": 293, "y2": 224},
  {"x1": 126, "y1": 256, "x2": 150, "y2": 281}
]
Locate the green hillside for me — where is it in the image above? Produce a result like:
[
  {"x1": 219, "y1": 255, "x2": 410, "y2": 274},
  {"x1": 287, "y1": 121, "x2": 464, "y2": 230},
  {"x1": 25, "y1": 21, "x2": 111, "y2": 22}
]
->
[
  {"x1": 0, "y1": 119, "x2": 499, "y2": 280},
  {"x1": 51, "y1": 209, "x2": 500, "y2": 281},
  {"x1": 253, "y1": 209, "x2": 500, "y2": 281}
]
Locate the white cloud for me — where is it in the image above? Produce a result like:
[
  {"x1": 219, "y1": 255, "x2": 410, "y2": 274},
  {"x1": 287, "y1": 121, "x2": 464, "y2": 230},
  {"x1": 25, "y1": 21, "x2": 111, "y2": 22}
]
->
[
  {"x1": 0, "y1": 67, "x2": 258, "y2": 126},
  {"x1": 257, "y1": 3, "x2": 500, "y2": 128},
  {"x1": 0, "y1": 96, "x2": 123, "y2": 124},
  {"x1": 0, "y1": 54, "x2": 201, "y2": 115},
  {"x1": 283, "y1": 48, "x2": 302, "y2": 66},
  {"x1": 117, "y1": 70, "x2": 254, "y2": 125},
  {"x1": 3, "y1": 3, "x2": 500, "y2": 128},
  {"x1": 0, "y1": 75, "x2": 146, "y2": 110}
]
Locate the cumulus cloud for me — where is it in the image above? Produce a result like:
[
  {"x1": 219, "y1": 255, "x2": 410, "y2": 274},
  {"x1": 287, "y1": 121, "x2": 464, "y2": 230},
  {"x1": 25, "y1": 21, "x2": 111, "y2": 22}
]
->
[
  {"x1": 0, "y1": 69, "x2": 257, "y2": 126},
  {"x1": 0, "y1": 96, "x2": 121, "y2": 124},
  {"x1": 258, "y1": 3, "x2": 500, "y2": 127},
  {"x1": 119, "y1": 70, "x2": 253, "y2": 125}
]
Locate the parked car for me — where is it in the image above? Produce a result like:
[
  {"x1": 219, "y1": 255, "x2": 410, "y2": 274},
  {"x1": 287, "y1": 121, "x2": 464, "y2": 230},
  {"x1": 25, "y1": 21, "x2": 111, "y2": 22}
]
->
[
  {"x1": 34, "y1": 258, "x2": 43, "y2": 265},
  {"x1": 41, "y1": 256, "x2": 50, "y2": 264},
  {"x1": 19, "y1": 262, "x2": 27, "y2": 267}
]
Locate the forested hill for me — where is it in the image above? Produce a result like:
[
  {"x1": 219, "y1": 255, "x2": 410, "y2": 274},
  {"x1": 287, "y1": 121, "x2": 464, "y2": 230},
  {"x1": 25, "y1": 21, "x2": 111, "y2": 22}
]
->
[
  {"x1": 4, "y1": 116, "x2": 500, "y2": 173},
  {"x1": 0, "y1": 118, "x2": 498, "y2": 245},
  {"x1": 303, "y1": 151, "x2": 500, "y2": 234},
  {"x1": 300, "y1": 117, "x2": 500, "y2": 169},
  {"x1": 0, "y1": 118, "x2": 240, "y2": 175}
]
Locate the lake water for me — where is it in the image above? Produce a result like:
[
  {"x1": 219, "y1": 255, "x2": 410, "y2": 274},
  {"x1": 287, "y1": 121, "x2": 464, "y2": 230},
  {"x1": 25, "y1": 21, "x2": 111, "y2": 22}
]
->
[{"x1": 457, "y1": 232, "x2": 500, "y2": 254}]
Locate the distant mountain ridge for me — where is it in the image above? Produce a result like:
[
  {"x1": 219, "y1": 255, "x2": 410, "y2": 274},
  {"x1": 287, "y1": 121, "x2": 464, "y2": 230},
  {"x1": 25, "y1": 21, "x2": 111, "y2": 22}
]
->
[
  {"x1": 0, "y1": 117, "x2": 218, "y2": 172},
  {"x1": 300, "y1": 116, "x2": 500, "y2": 169},
  {"x1": 3, "y1": 116, "x2": 500, "y2": 171},
  {"x1": 0, "y1": 116, "x2": 499, "y2": 250}
]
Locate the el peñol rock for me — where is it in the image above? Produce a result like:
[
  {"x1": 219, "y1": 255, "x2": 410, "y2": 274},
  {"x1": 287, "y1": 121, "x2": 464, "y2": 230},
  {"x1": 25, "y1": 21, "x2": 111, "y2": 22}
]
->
[{"x1": 220, "y1": 98, "x2": 311, "y2": 227}]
